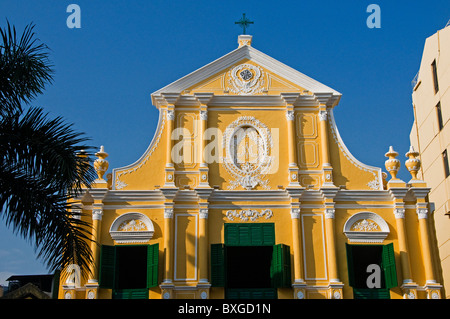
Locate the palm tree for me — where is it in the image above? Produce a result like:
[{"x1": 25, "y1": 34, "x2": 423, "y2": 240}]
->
[{"x1": 0, "y1": 21, "x2": 97, "y2": 279}]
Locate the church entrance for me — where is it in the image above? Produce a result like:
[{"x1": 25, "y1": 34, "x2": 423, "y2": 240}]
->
[
  {"x1": 225, "y1": 245, "x2": 276, "y2": 299},
  {"x1": 345, "y1": 243, "x2": 398, "y2": 299},
  {"x1": 99, "y1": 243, "x2": 159, "y2": 299},
  {"x1": 211, "y1": 223, "x2": 291, "y2": 299}
]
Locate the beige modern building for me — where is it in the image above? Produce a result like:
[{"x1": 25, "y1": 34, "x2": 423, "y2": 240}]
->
[{"x1": 410, "y1": 23, "x2": 450, "y2": 298}]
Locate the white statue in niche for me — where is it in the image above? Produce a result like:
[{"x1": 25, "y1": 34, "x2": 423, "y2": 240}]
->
[
  {"x1": 233, "y1": 126, "x2": 262, "y2": 169},
  {"x1": 223, "y1": 116, "x2": 273, "y2": 190}
]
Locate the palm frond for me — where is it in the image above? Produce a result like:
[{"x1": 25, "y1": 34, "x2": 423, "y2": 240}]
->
[
  {"x1": 0, "y1": 21, "x2": 54, "y2": 115},
  {"x1": 0, "y1": 106, "x2": 97, "y2": 194},
  {"x1": 0, "y1": 20, "x2": 97, "y2": 279},
  {"x1": 0, "y1": 163, "x2": 94, "y2": 277}
]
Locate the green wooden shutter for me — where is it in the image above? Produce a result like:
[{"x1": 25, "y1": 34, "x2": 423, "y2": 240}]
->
[
  {"x1": 211, "y1": 244, "x2": 225, "y2": 287},
  {"x1": 345, "y1": 243, "x2": 355, "y2": 287},
  {"x1": 261, "y1": 224, "x2": 276, "y2": 246},
  {"x1": 353, "y1": 288, "x2": 390, "y2": 299},
  {"x1": 225, "y1": 224, "x2": 239, "y2": 246},
  {"x1": 113, "y1": 288, "x2": 149, "y2": 299},
  {"x1": 147, "y1": 243, "x2": 159, "y2": 288},
  {"x1": 382, "y1": 243, "x2": 398, "y2": 289},
  {"x1": 99, "y1": 245, "x2": 116, "y2": 289},
  {"x1": 271, "y1": 244, "x2": 291, "y2": 288},
  {"x1": 224, "y1": 223, "x2": 275, "y2": 246}
]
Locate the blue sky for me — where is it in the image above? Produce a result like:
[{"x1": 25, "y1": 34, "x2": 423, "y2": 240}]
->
[{"x1": 0, "y1": 0, "x2": 449, "y2": 285}]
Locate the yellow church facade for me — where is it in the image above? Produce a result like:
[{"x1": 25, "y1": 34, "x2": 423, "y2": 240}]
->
[{"x1": 59, "y1": 35, "x2": 443, "y2": 299}]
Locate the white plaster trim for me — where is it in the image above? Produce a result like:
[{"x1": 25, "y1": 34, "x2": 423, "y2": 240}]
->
[
  {"x1": 151, "y1": 44, "x2": 341, "y2": 106},
  {"x1": 225, "y1": 209, "x2": 273, "y2": 221},
  {"x1": 301, "y1": 214, "x2": 328, "y2": 281},
  {"x1": 109, "y1": 212, "x2": 155, "y2": 243},
  {"x1": 174, "y1": 213, "x2": 198, "y2": 282},
  {"x1": 92, "y1": 209, "x2": 103, "y2": 221},
  {"x1": 222, "y1": 116, "x2": 273, "y2": 190},
  {"x1": 112, "y1": 110, "x2": 166, "y2": 190},
  {"x1": 327, "y1": 109, "x2": 383, "y2": 190},
  {"x1": 343, "y1": 212, "x2": 389, "y2": 243}
]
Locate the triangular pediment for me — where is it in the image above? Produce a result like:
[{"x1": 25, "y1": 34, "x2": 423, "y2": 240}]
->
[
  {"x1": 185, "y1": 59, "x2": 307, "y2": 96},
  {"x1": 151, "y1": 37, "x2": 341, "y2": 107}
]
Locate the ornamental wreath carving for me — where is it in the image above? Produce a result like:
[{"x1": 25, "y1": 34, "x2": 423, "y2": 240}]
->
[
  {"x1": 343, "y1": 212, "x2": 389, "y2": 243},
  {"x1": 226, "y1": 209, "x2": 273, "y2": 221},
  {"x1": 226, "y1": 63, "x2": 266, "y2": 95},
  {"x1": 222, "y1": 116, "x2": 274, "y2": 190}
]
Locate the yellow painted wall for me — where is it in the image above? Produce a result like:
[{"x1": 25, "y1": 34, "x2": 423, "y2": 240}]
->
[{"x1": 59, "y1": 37, "x2": 443, "y2": 300}]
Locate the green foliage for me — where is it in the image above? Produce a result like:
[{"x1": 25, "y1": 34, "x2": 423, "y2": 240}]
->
[{"x1": 0, "y1": 21, "x2": 97, "y2": 278}]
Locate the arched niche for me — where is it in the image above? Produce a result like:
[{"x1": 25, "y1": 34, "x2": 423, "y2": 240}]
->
[
  {"x1": 109, "y1": 212, "x2": 155, "y2": 244},
  {"x1": 343, "y1": 212, "x2": 389, "y2": 243}
]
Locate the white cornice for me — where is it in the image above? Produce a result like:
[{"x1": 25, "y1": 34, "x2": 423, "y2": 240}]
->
[
  {"x1": 103, "y1": 190, "x2": 164, "y2": 202},
  {"x1": 151, "y1": 44, "x2": 341, "y2": 108},
  {"x1": 111, "y1": 109, "x2": 165, "y2": 190},
  {"x1": 99, "y1": 188, "x2": 396, "y2": 203},
  {"x1": 153, "y1": 93, "x2": 329, "y2": 108},
  {"x1": 210, "y1": 190, "x2": 291, "y2": 202},
  {"x1": 327, "y1": 109, "x2": 384, "y2": 190}
]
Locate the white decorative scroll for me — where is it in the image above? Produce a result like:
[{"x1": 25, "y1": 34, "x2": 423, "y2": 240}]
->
[
  {"x1": 417, "y1": 208, "x2": 428, "y2": 219},
  {"x1": 343, "y1": 212, "x2": 389, "y2": 243},
  {"x1": 226, "y1": 63, "x2": 266, "y2": 95},
  {"x1": 200, "y1": 110, "x2": 208, "y2": 120},
  {"x1": 199, "y1": 208, "x2": 209, "y2": 219},
  {"x1": 318, "y1": 110, "x2": 328, "y2": 121},
  {"x1": 226, "y1": 209, "x2": 273, "y2": 221},
  {"x1": 367, "y1": 179, "x2": 380, "y2": 190},
  {"x1": 394, "y1": 208, "x2": 405, "y2": 219},
  {"x1": 92, "y1": 209, "x2": 103, "y2": 221},
  {"x1": 286, "y1": 110, "x2": 294, "y2": 121},
  {"x1": 114, "y1": 109, "x2": 167, "y2": 190},
  {"x1": 118, "y1": 219, "x2": 147, "y2": 231},
  {"x1": 222, "y1": 116, "x2": 273, "y2": 190},
  {"x1": 115, "y1": 180, "x2": 128, "y2": 190},
  {"x1": 290, "y1": 208, "x2": 300, "y2": 219},
  {"x1": 164, "y1": 208, "x2": 174, "y2": 219},
  {"x1": 327, "y1": 109, "x2": 382, "y2": 190},
  {"x1": 109, "y1": 212, "x2": 155, "y2": 243},
  {"x1": 167, "y1": 110, "x2": 175, "y2": 121},
  {"x1": 351, "y1": 219, "x2": 380, "y2": 232},
  {"x1": 324, "y1": 208, "x2": 335, "y2": 219}
]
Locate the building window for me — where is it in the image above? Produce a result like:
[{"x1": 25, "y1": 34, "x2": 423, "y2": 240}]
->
[
  {"x1": 443, "y1": 149, "x2": 450, "y2": 178},
  {"x1": 345, "y1": 243, "x2": 398, "y2": 299},
  {"x1": 432, "y1": 59, "x2": 439, "y2": 93},
  {"x1": 436, "y1": 102, "x2": 444, "y2": 131},
  {"x1": 99, "y1": 243, "x2": 159, "y2": 299},
  {"x1": 211, "y1": 223, "x2": 291, "y2": 299}
]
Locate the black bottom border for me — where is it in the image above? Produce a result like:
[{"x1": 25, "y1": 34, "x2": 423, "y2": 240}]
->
[{"x1": 1, "y1": 299, "x2": 448, "y2": 317}]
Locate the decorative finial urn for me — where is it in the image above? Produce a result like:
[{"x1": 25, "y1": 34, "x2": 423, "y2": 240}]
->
[
  {"x1": 384, "y1": 146, "x2": 400, "y2": 180},
  {"x1": 405, "y1": 146, "x2": 421, "y2": 180},
  {"x1": 94, "y1": 145, "x2": 109, "y2": 180}
]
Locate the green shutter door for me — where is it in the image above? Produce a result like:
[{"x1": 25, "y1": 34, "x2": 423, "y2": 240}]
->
[
  {"x1": 353, "y1": 288, "x2": 390, "y2": 299},
  {"x1": 345, "y1": 243, "x2": 356, "y2": 287},
  {"x1": 113, "y1": 288, "x2": 149, "y2": 299},
  {"x1": 271, "y1": 244, "x2": 291, "y2": 288},
  {"x1": 262, "y1": 224, "x2": 276, "y2": 246},
  {"x1": 224, "y1": 223, "x2": 275, "y2": 246},
  {"x1": 211, "y1": 243, "x2": 225, "y2": 287},
  {"x1": 382, "y1": 243, "x2": 398, "y2": 289},
  {"x1": 99, "y1": 245, "x2": 116, "y2": 289},
  {"x1": 224, "y1": 224, "x2": 239, "y2": 246},
  {"x1": 147, "y1": 243, "x2": 159, "y2": 288}
]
